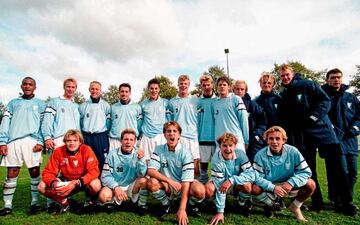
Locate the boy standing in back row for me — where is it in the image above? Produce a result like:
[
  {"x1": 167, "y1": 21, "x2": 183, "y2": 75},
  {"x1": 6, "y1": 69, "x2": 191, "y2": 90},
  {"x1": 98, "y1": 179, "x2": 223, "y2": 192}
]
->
[{"x1": 0, "y1": 77, "x2": 46, "y2": 216}]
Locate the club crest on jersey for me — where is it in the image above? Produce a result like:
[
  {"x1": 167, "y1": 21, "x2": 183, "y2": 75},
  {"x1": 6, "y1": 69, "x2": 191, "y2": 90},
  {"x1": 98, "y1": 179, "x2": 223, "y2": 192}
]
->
[
  {"x1": 61, "y1": 107, "x2": 65, "y2": 113},
  {"x1": 73, "y1": 160, "x2": 79, "y2": 167},
  {"x1": 161, "y1": 161, "x2": 169, "y2": 168},
  {"x1": 285, "y1": 161, "x2": 290, "y2": 170},
  {"x1": 347, "y1": 102, "x2": 352, "y2": 109},
  {"x1": 296, "y1": 94, "x2": 302, "y2": 101}
]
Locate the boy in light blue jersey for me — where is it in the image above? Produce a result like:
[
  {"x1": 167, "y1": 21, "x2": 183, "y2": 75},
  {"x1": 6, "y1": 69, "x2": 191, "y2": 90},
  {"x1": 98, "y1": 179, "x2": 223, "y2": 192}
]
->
[
  {"x1": 80, "y1": 81, "x2": 111, "y2": 172},
  {"x1": 206, "y1": 132, "x2": 256, "y2": 225},
  {"x1": 168, "y1": 75, "x2": 200, "y2": 176},
  {"x1": 0, "y1": 77, "x2": 45, "y2": 216},
  {"x1": 252, "y1": 126, "x2": 315, "y2": 222},
  {"x1": 109, "y1": 83, "x2": 142, "y2": 151},
  {"x1": 212, "y1": 76, "x2": 249, "y2": 152},
  {"x1": 197, "y1": 75, "x2": 216, "y2": 184},
  {"x1": 42, "y1": 78, "x2": 80, "y2": 150},
  {"x1": 99, "y1": 129, "x2": 148, "y2": 214},
  {"x1": 139, "y1": 78, "x2": 169, "y2": 161},
  {"x1": 41, "y1": 77, "x2": 80, "y2": 213},
  {"x1": 147, "y1": 121, "x2": 205, "y2": 224}
]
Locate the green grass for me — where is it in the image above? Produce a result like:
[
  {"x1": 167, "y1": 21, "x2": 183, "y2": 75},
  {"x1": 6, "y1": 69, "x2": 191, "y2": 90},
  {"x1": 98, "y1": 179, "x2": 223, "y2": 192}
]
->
[{"x1": 0, "y1": 155, "x2": 360, "y2": 225}]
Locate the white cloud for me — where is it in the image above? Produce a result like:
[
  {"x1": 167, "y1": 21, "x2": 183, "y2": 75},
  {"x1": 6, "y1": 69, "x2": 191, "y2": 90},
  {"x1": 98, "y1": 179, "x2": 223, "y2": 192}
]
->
[{"x1": 0, "y1": 0, "x2": 359, "y2": 103}]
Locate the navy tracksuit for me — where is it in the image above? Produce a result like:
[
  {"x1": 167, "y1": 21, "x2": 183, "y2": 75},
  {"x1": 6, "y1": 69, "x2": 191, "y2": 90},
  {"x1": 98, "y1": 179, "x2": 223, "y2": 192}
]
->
[
  {"x1": 322, "y1": 84, "x2": 360, "y2": 199},
  {"x1": 279, "y1": 74, "x2": 352, "y2": 208}
]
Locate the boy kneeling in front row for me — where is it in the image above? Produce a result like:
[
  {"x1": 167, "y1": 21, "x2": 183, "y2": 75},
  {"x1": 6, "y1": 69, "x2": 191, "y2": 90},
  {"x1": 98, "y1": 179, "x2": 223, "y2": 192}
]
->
[
  {"x1": 206, "y1": 132, "x2": 256, "y2": 225},
  {"x1": 98, "y1": 129, "x2": 148, "y2": 214},
  {"x1": 38, "y1": 129, "x2": 101, "y2": 213},
  {"x1": 147, "y1": 121, "x2": 205, "y2": 225},
  {"x1": 252, "y1": 126, "x2": 315, "y2": 222}
]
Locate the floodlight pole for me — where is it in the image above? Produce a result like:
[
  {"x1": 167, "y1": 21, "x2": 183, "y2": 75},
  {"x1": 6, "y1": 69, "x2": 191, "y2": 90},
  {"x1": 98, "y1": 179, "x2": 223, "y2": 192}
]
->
[{"x1": 224, "y1": 48, "x2": 229, "y2": 77}]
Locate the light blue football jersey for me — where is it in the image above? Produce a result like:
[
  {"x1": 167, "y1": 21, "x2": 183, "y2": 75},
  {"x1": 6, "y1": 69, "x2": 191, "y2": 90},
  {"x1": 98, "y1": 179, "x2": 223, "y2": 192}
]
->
[
  {"x1": 168, "y1": 95, "x2": 199, "y2": 140},
  {"x1": 210, "y1": 149, "x2": 255, "y2": 213},
  {"x1": 149, "y1": 143, "x2": 194, "y2": 183},
  {"x1": 109, "y1": 100, "x2": 142, "y2": 138},
  {"x1": 79, "y1": 99, "x2": 111, "y2": 133},
  {"x1": 0, "y1": 97, "x2": 46, "y2": 145},
  {"x1": 198, "y1": 93, "x2": 216, "y2": 143},
  {"x1": 101, "y1": 147, "x2": 147, "y2": 189},
  {"x1": 212, "y1": 94, "x2": 249, "y2": 148},
  {"x1": 253, "y1": 144, "x2": 312, "y2": 192},
  {"x1": 140, "y1": 97, "x2": 169, "y2": 138},
  {"x1": 41, "y1": 96, "x2": 80, "y2": 140}
]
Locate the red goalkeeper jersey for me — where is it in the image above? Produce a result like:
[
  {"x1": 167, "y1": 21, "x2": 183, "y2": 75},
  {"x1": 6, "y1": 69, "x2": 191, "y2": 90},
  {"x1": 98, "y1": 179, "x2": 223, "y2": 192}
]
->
[{"x1": 42, "y1": 144, "x2": 99, "y2": 187}]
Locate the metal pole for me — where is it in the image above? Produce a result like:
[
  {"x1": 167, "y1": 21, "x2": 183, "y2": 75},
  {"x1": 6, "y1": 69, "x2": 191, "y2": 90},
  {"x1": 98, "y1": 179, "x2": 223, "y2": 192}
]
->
[{"x1": 224, "y1": 49, "x2": 229, "y2": 77}]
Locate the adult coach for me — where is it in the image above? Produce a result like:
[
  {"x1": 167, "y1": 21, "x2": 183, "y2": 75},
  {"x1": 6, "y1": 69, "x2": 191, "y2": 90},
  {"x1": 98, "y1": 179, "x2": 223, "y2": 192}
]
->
[{"x1": 0, "y1": 77, "x2": 46, "y2": 216}]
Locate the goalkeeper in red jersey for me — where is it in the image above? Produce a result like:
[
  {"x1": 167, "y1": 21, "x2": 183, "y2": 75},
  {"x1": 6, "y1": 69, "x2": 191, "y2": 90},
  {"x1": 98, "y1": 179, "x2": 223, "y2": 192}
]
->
[{"x1": 38, "y1": 129, "x2": 101, "y2": 213}]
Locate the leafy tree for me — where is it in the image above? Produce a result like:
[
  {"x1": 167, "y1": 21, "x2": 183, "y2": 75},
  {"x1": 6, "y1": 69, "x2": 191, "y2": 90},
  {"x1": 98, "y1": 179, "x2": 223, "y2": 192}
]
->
[
  {"x1": 139, "y1": 75, "x2": 177, "y2": 102},
  {"x1": 271, "y1": 60, "x2": 327, "y2": 93},
  {"x1": 102, "y1": 85, "x2": 119, "y2": 105},
  {"x1": 349, "y1": 65, "x2": 360, "y2": 97},
  {"x1": 190, "y1": 65, "x2": 233, "y2": 96},
  {"x1": 73, "y1": 91, "x2": 86, "y2": 104}
]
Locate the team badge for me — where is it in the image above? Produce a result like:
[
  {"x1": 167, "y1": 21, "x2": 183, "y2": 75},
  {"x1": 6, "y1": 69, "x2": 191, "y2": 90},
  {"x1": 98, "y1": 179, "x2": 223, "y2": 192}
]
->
[
  {"x1": 61, "y1": 108, "x2": 65, "y2": 113},
  {"x1": 347, "y1": 102, "x2": 352, "y2": 109},
  {"x1": 296, "y1": 94, "x2": 302, "y2": 101},
  {"x1": 116, "y1": 167, "x2": 123, "y2": 172},
  {"x1": 285, "y1": 161, "x2": 290, "y2": 170},
  {"x1": 161, "y1": 161, "x2": 169, "y2": 168},
  {"x1": 73, "y1": 160, "x2": 79, "y2": 167}
]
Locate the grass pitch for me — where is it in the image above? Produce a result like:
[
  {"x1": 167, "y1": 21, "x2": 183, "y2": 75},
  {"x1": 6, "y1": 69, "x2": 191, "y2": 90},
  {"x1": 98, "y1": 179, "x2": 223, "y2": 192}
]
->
[{"x1": 0, "y1": 155, "x2": 359, "y2": 225}]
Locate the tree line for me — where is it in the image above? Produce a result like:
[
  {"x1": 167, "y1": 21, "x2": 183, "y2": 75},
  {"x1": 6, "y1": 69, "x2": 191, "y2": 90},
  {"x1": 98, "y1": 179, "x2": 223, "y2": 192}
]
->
[{"x1": 0, "y1": 60, "x2": 359, "y2": 122}]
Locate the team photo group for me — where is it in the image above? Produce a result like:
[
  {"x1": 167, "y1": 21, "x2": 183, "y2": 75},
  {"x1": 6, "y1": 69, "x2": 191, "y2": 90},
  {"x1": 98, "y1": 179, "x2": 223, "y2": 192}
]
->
[{"x1": 0, "y1": 64, "x2": 359, "y2": 225}]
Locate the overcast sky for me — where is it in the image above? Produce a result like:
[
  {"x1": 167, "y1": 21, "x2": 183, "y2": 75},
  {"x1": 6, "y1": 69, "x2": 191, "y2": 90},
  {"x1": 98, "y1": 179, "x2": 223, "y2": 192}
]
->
[{"x1": 0, "y1": 0, "x2": 359, "y2": 103}]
